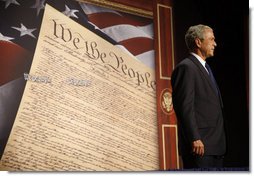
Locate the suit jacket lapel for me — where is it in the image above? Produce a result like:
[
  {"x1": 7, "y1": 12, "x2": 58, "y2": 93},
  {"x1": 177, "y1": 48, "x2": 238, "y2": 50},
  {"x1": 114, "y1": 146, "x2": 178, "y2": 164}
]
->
[
  {"x1": 188, "y1": 55, "x2": 219, "y2": 97},
  {"x1": 189, "y1": 55, "x2": 224, "y2": 108}
]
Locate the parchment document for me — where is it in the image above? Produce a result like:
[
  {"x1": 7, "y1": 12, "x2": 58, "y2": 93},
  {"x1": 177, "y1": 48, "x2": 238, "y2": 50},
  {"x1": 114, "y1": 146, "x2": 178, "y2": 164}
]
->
[{"x1": 0, "y1": 4, "x2": 159, "y2": 171}]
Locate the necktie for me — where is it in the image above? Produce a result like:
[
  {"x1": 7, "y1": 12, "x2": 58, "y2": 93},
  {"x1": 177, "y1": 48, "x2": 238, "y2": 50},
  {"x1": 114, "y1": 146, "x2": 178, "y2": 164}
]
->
[{"x1": 205, "y1": 63, "x2": 219, "y2": 95}]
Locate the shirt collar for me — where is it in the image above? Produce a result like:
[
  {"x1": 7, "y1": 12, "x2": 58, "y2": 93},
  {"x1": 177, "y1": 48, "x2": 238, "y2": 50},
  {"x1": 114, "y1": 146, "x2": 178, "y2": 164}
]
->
[{"x1": 190, "y1": 52, "x2": 208, "y2": 72}]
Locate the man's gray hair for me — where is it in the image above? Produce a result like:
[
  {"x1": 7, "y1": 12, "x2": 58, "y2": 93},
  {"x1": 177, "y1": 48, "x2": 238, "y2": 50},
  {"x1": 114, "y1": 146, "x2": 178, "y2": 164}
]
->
[{"x1": 185, "y1": 24, "x2": 213, "y2": 52}]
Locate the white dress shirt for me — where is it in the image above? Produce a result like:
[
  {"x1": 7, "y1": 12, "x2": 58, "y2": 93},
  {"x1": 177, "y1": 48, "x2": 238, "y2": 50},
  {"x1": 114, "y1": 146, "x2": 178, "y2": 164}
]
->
[{"x1": 190, "y1": 52, "x2": 209, "y2": 73}]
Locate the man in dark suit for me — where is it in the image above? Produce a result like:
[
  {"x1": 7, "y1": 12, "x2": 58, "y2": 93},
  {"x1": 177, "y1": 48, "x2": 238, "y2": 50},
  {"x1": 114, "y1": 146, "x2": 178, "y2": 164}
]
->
[{"x1": 171, "y1": 24, "x2": 226, "y2": 169}]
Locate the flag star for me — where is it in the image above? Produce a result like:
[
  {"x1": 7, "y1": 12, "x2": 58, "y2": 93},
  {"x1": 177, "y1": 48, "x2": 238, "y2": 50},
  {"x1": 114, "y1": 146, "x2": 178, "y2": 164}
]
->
[
  {"x1": 62, "y1": 5, "x2": 79, "y2": 19},
  {"x1": 1, "y1": 0, "x2": 20, "y2": 9},
  {"x1": 31, "y1": 0, "x2": 45, "y2": 16},
  {"x1": 12, "y1": 23, "x2": 36, "y2": 38},
  {"x1": 0, "y1": 32, "x2": 14, "y2": 42}
]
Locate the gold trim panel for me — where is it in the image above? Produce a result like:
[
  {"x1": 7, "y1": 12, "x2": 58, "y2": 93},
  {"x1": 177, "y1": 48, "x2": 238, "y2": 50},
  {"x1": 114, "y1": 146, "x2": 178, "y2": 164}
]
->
[
  {"x1": 78, "y1": 0, "x2": 153, "y2": 18},
  {"x1": 162, "y1": 124, "x2": 179, "y2": 170},
  {"x1": 157, "y1": 4, "x2": 175, "y2": 80}
]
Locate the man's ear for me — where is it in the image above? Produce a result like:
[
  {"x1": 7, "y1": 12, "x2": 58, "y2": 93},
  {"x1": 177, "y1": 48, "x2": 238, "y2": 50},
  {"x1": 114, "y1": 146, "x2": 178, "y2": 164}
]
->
[{"x1": 195, "y1": 38, "x2": 202, "y2": 48}]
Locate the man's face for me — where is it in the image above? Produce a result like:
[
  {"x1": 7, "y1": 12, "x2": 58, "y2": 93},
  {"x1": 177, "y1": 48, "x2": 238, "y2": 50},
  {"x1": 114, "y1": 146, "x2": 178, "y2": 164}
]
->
[{"x1": 200, "y1": 29, "x2": 217, "y2": 58}]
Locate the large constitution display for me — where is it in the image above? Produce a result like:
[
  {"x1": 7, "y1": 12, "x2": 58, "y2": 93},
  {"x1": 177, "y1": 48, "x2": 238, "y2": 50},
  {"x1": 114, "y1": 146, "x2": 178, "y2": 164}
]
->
[{"x1": 0, "y1": 4, "x2": 159, "y2": 171}]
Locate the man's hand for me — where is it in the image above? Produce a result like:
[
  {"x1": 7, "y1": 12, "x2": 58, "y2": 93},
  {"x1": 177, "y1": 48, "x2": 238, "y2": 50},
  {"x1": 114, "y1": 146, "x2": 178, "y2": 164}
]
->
[{"x1": 192, "y1": 140, "x2": 204, "y2": 156}]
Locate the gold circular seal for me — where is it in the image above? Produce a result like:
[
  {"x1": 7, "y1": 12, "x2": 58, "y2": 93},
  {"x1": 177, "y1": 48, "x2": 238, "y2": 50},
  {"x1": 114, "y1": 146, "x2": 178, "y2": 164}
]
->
[{"x1": 160, "y1": 88, "x2": 173, "y2": 115}]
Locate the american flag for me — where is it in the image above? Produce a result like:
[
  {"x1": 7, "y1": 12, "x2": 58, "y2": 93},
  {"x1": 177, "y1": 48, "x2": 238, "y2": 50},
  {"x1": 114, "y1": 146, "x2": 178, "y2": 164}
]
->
[
  {"x1": 0, "y1": 0, "x2": 154, "y2": 157},
  {"x1": 80, "y1": 3, "x2": 155, "y2": 68}
]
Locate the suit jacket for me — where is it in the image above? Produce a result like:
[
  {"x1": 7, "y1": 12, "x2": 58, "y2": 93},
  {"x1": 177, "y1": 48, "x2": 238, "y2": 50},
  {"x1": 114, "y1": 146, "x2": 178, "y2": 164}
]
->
[{"x1": 171, "y1": 54, "x2": 226, "y2": 156}]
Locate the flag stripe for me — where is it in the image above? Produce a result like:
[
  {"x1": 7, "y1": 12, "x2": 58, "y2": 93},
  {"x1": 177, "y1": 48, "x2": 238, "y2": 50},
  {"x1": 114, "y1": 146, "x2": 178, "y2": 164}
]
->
[
  {"x1": 136, "y1": 50, "x2": 155, "y2": 69},
  {"x1": 0, "y1": 41, "x2": 31, "y2": 86},
  {"x1": 79, "y1": 2, "x2": 122, "y2": 16},
  {"x1": 80, "y1": 2, "x2": 151, "y2": 26},
  {"x1": 86, "y1": 12, "x2": 152, "y2": 28},
  {"x1": 119, "y1": 37, "x2": 153, "y2": 55},
  {"x1": 101, "y1": 24, "x2": 153, "y2": 42}
]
